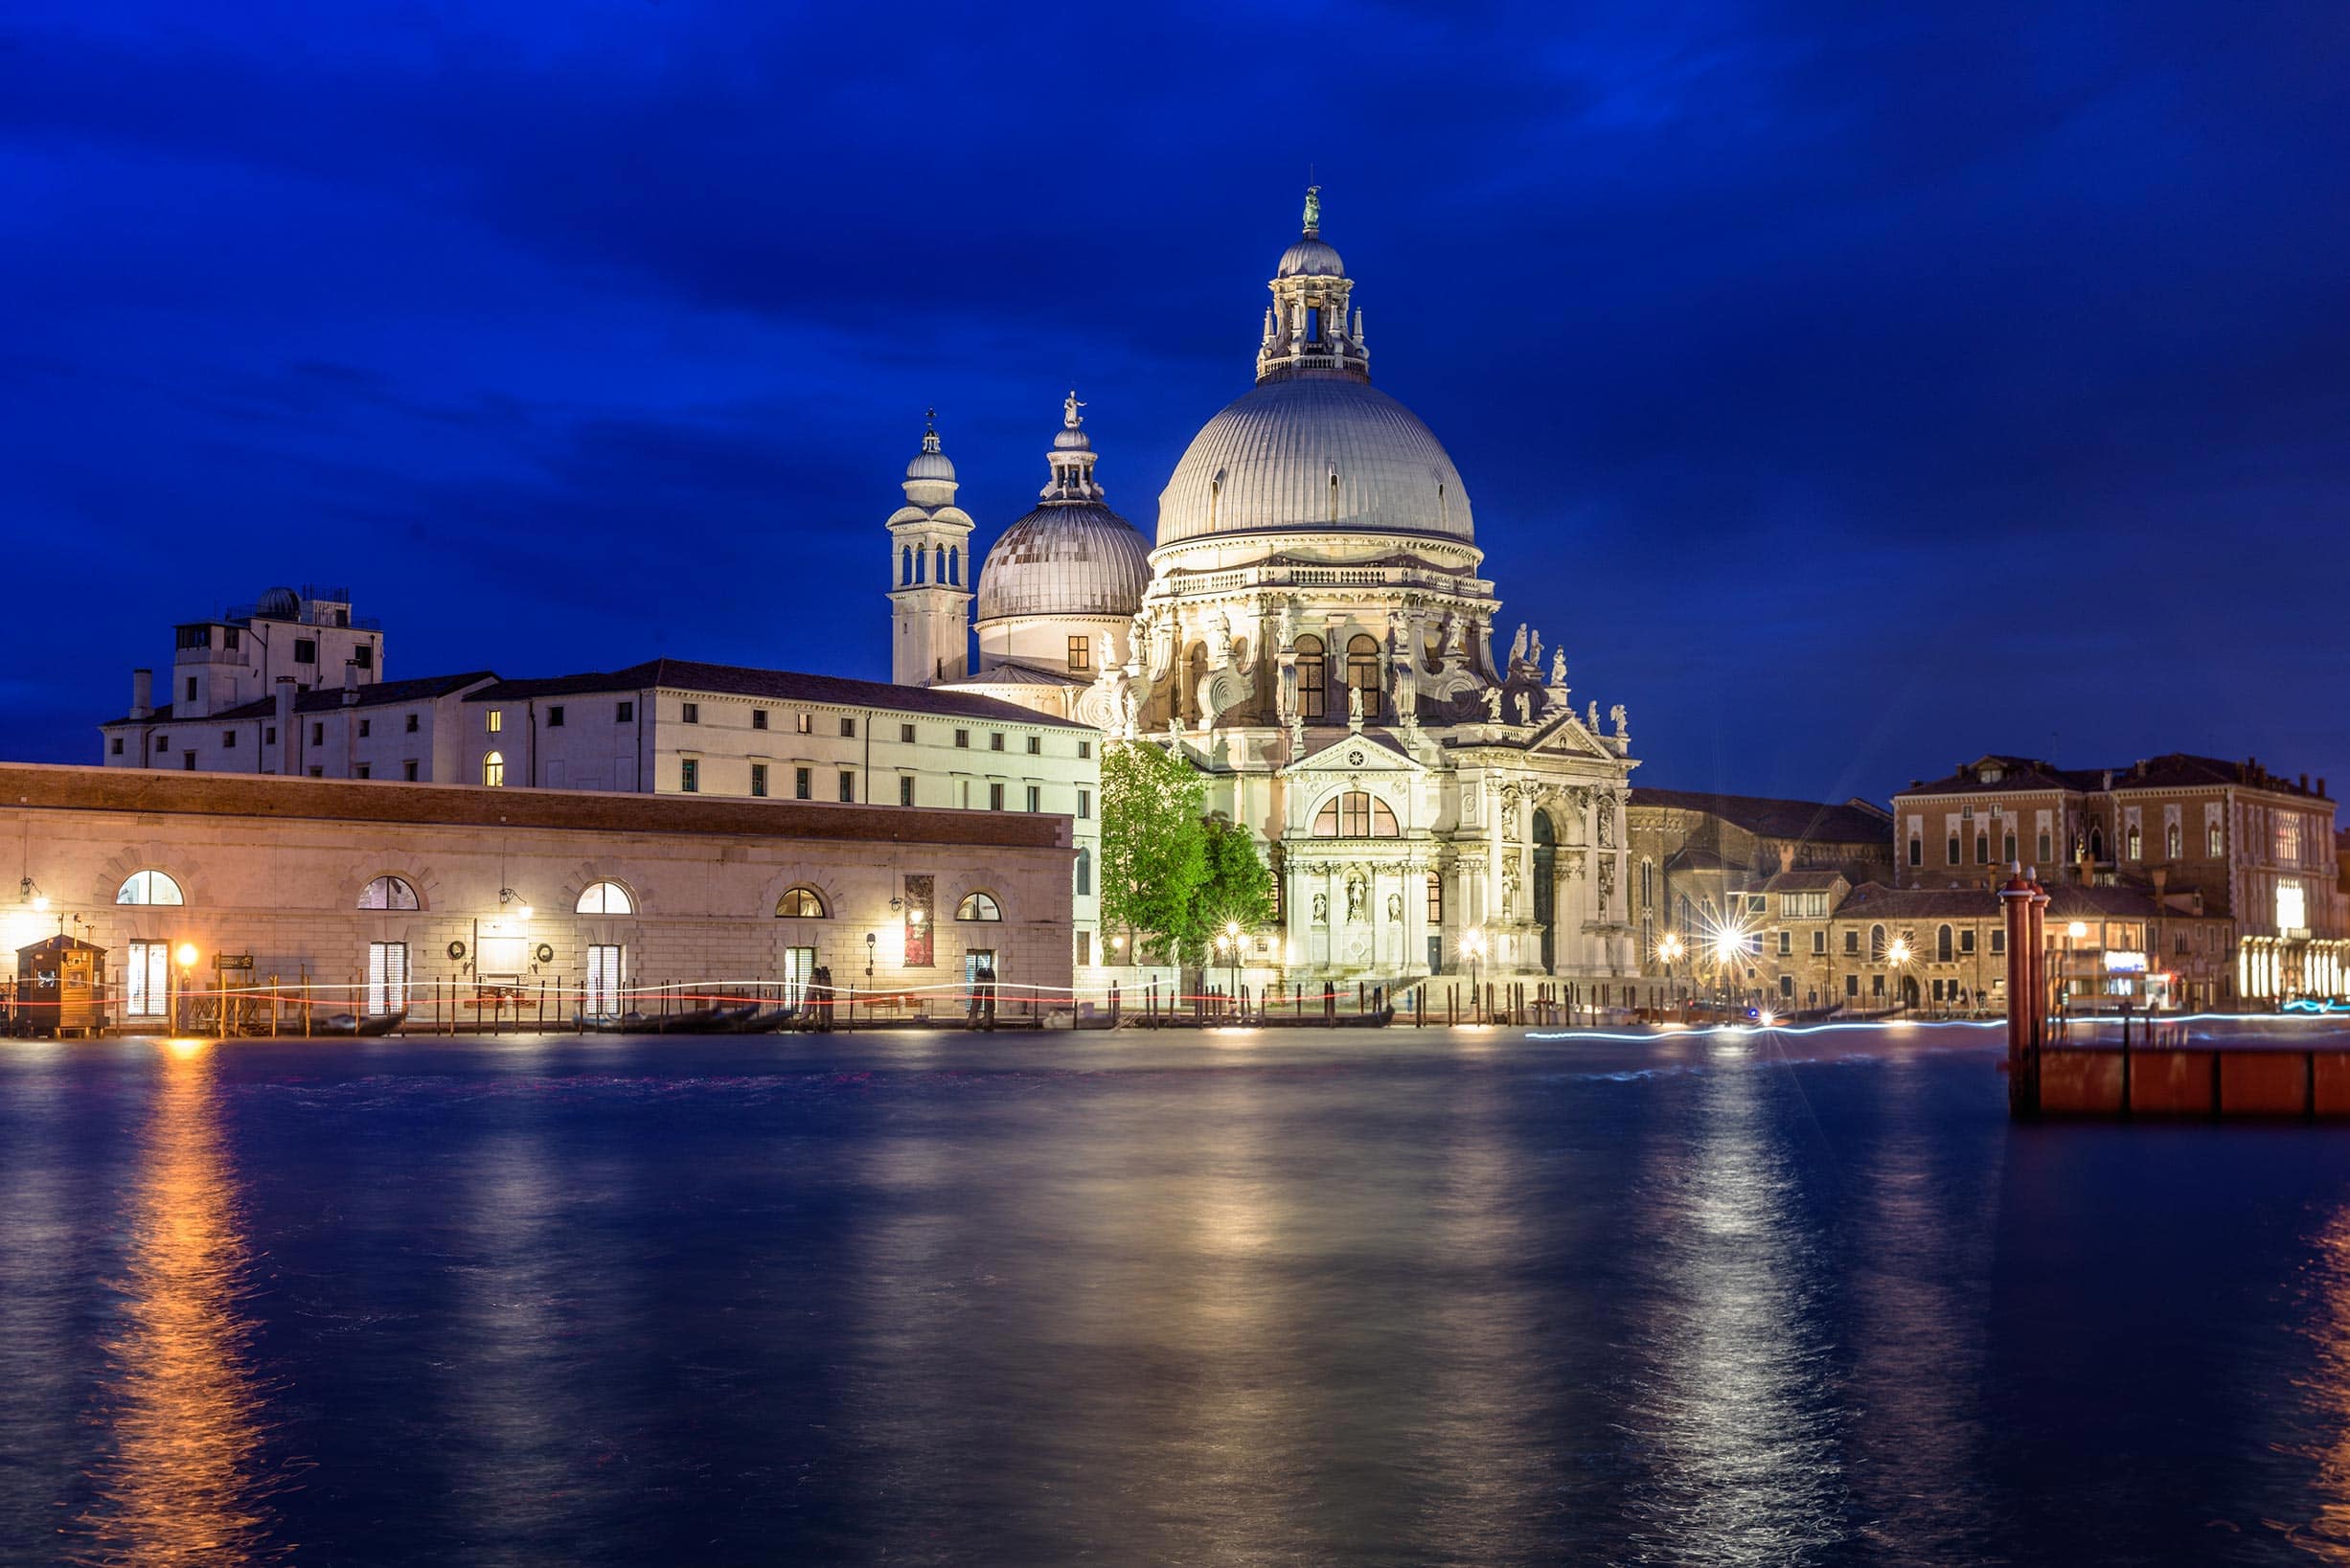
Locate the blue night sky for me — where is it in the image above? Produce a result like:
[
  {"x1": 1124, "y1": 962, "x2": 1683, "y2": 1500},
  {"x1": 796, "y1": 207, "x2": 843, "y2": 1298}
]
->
[{"x1": 4, "y1": 2, "x2": 2345, "y2": 806}]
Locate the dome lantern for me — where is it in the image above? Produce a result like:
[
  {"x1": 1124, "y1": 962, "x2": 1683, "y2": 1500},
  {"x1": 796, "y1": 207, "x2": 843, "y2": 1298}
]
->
[{"x1": 1258, "y1": 184, "x2": 1369, "y2": 385}]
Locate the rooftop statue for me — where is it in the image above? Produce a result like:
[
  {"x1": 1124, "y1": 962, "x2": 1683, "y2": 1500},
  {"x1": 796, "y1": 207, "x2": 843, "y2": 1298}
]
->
[
  {"x1": 1303, "y1": 183, "x2": 1321, "y2": 235},
  {"x1": 1063, "y1": 390, "x2": 1085, "y2": 429}
]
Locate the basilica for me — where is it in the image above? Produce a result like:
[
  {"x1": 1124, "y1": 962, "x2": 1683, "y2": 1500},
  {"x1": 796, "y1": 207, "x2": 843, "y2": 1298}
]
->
[{"x1": 892, "y1": 192, "x2": 1642, "y2": 984}]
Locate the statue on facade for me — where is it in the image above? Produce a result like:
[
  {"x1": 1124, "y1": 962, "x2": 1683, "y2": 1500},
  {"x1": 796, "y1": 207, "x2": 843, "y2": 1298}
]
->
[
  {"x1": 1277, "y1": 599, "x2": 1298, "y2": 648},
  {"x1": 1528, "y1": 628, "x2": 1542, "y2": 670},
  {"x1": 1442, "y1": 613, "x2": 1467, "y2": 659},
  {"x1": 1514, "y1": 692, "x2": 1531, "y2": 725},
  {"x1": 1610, "y1": 703, "x2": 1628, "y2": 739},
  {"x1": 1550, "y1": 648, "x2": 1568, "y2": 687},
  {"x1": 1312, "y1": 892, "x2": 1328, "y2": 925},
  {"x1": 1481, "y1": 687, "x2": 1503, "y2": 721},
  {"x1": 1345, "y1": 872, "x2": 1366, "y2": 923},
  {"x1": 1209, "y1": 611, "x2": 1234, "y2": 667},
  {"x1": 1588, "y1": 700, "x2": 1601, "y2": 730},
  {"x1": 1386, "y1": 891, "x2": 1403, "y2": 922},
  {"x1": 1348, "y1": 684, "x2": 1364, "y2": 727},
  {"x1": 1509, "y1": 623, "x2": 1529, "y2": 665}
]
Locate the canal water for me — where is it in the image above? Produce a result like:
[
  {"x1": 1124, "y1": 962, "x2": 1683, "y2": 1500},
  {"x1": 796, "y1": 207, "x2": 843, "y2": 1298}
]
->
[{"x1": 3, "y1": 1023, "x2": 2348, "y2": 1565}]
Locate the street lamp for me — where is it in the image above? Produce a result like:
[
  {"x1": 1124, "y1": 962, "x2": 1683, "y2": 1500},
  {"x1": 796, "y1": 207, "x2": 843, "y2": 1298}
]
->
[
  {"x1": 1887, "y1": 936, "x2": 1912, "y2": 1012},
  {"x1": 174, "y1": 942, "x2": 199, "y2": 1034},
  {"x1": 1657, "y1": 931, "x2": 1684, "y2": 1007},
  {"x1": 498, "y1": 887, "x2": 532, "y2": 920},
  {"x1": 1223, "y1": 920, "x2": 1243, "y2": 1017},
  {"x1": 1462, "y1": 927, "x2": 1486, "y2": 1020}
]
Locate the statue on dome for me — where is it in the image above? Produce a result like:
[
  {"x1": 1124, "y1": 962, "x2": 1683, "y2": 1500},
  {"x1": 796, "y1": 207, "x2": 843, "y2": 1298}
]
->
[
  {"x1": 1441, "y1": 614, "x2": 1467, "y2": 660},
  {"x1": 1303, "y1": 184, "x2": 1322, "y2": 235},
  {"x1": 1063, "y1": 390, "x2": 1084, "y2": 428}
]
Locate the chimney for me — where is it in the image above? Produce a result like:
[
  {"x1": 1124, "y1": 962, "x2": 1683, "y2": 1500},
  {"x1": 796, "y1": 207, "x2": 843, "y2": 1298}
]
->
[
  {"x1": 130, "y1": 668, "x2": 152, "y2": 721},
  {"x1": 2320, "y1": 778, "x2": 2329, "y2": 800},
  {"x1": 2299, "y1": 773, "x2": 2310, "y2": 794},
  {"x1": 342, "y1": 660, "x2": 360, "y2": 705},
  {"x1": 2101, "y1": 769, "x2": 2112, "y2": 790},
  {"x1": 1778, "y1": 843, "x2": 1795, "y2": 875},
  {"x1": 275, "y1": 678, "x2": 298, "y2": 776}
]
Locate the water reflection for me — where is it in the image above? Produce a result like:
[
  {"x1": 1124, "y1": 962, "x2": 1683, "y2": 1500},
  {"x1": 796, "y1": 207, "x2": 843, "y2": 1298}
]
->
[
  {"x1": 2296, "y1": 1207, "x2": 2350, "y2": 1561},
  {"x1": 71, "y1": 1042, "x2": 280, "y2": 1567}
]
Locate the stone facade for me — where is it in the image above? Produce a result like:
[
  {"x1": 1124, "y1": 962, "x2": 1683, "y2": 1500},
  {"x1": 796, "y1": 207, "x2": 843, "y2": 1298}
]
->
[{"x1": 1, "y1": 764, "x2": 1074, "y2": 1029}]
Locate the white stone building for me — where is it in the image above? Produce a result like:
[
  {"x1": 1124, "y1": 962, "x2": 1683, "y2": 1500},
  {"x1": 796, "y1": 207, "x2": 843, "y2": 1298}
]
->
[{"x1": 915, "y1": 193, "x2": 1642, "y2": 986}]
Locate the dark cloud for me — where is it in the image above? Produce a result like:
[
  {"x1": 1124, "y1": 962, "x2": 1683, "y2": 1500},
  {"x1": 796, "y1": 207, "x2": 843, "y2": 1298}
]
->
[{"x1": 1, "y1": 0, "x2": 2344, "y2": 801}]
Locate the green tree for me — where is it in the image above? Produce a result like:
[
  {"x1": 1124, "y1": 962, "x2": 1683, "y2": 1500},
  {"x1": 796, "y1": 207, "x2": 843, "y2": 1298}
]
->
[
  {"x1": 1195, "y1": 814, "x2": 1276, "y2": 964},
  {"x1": 1099, "y1": 739, "x2": 1207, "y2": 965}
]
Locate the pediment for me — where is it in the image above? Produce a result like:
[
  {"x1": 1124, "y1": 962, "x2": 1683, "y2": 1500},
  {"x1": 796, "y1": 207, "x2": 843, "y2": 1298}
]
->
[{"x1": 1281, "y1": 731, "x2": 1428, "y2": 779}]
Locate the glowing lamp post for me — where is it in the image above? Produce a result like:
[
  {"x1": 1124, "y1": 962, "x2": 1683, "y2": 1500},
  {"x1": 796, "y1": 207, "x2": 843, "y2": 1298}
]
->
[
  {"x1": 1222, "y1": 920, "x2": 1243, "y2": 1017},
  {"x1": 173, "y1": 942, "x2": 199, "y2": 1034},
  {"x1": 1462, "y1": 928, "x2": 1486, "y2": 1020},
  {"x1": 1657, "y1": 931, "x2": 1684, "y2": 1005},
  {"x1": 2065, "y1": 920, "x2": 2088, "y2": 1012},
  {"x1": 1887, "y1": 936, "x2": 1912, "y2": 1012}
]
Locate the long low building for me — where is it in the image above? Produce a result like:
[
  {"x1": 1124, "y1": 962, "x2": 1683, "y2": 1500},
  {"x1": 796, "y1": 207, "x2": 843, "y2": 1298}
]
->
[{"x1": 1, "y1": 764, "x2": 1075, "y2": 1032}]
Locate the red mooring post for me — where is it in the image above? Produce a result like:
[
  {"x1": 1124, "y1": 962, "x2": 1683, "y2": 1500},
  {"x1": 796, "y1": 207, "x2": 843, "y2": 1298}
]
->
[{"x1": 2000, "y1": 864, "x2": 2041, "y2": 1119}]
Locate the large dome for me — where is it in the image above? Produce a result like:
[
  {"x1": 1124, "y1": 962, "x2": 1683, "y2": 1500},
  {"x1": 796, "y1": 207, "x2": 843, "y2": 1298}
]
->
[
  {"x1": 1156, "y1": 374, "x2": 1473, "y2": 547},
  {"x1": 977, "y1": 504, "x2": 1152, "y2": 621}
]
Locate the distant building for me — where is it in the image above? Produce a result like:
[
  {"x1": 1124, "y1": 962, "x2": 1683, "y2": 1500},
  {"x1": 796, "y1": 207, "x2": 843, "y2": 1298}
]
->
[
  {"x1": 1626, "y1": 788, "x2": 1894, "y2": 975},
  {"x1": 1894, "y1": 753, "x2": 2345, "y2": 1003}
]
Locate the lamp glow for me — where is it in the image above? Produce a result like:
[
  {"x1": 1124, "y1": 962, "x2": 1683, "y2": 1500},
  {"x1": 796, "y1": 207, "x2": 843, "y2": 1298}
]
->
[
  {"x1": 2066, "y1": 920, "x2": 2088, "y2": 941},
  {"x1": 173, "y1": 942, "x2": 199, "y2": 968}
]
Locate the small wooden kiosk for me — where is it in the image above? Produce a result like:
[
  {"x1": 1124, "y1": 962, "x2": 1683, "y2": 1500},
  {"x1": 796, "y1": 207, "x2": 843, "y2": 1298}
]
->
[{"x1": 14, "y1": 934, "x2": 108, "y2": 1037}]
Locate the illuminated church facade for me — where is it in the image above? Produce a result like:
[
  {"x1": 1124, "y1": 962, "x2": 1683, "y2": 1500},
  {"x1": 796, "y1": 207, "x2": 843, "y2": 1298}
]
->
[{"x1": 895, "y1": 192, "x2": 1642, "y2": 984}]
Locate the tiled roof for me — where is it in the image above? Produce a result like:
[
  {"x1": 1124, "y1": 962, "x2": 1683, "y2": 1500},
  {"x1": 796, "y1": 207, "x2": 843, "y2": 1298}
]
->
[
  {"x1": 1901, "y1": 751, "x2": 2330, "y2": 803},
  {"x1": 0, "y1": 762, "x2": 1071, "y2": 851},
  {"x1": 1631, "y1": 787, "x2": 1891, "y2": 845},
  {"x1": 1763, "y1": 868, "x2": 1849, "y2": 892},
  {"x1": 465, "y1": 658, "x2": 1085, "y2": 728},
  {"x1": 100, "y1": 672, "x2": 497, "y2": 728},
  {"x1": 1834, "y1": 879, "x2": 2191, "y2": 922}
]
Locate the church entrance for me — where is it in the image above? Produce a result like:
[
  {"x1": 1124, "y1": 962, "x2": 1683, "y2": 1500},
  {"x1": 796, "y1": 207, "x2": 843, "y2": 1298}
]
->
[{"x1": 1532, "y1": 811, "x2": 1557, "y2": 972}]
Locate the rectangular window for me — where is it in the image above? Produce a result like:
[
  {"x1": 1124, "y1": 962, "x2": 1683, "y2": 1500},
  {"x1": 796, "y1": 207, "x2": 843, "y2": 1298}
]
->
[
  {"x1": 2039, "y1": 829, "x2": 2052, "y2": 862},
  {"x1": 185, "y1": 754, "x2": 197, "y2": 771},
  {"x1": 294, "y1": 638, "x2": 317, "y2": 664},
  {"x1": 1813, "y1": 930, "x2": 1826, "y2": 954},
  {"x1": 1077, "y1": 788, "x2": 1092, "y2": 820},
  {"x1": 405, "y1": 713, "x2": 420, "y2": 733},
  {"x1": 110, "y1": 737, "x2": 123, "y2": 755},
  {"x1": 2003, "y1": 831, "x2": 2017, "y2": 863},
  {"x1": 990, "y1": 783, "x2": 1005, "y2": 810},
  {"x1": 617, "y1": 701, "x2": 634, "y2": 722},
  {"x1": 1068, "y1": 635, "x2": 1091, "y2": 672},
  {"x1": 366, "y1": 943, "x2": 408, "y2": 1015},
  {"x1": 1427, "y1": 871, "x2": 1444, "y2": 922},
  {"x1": 1974, "y1": 832, "x2": 1988, "y2": 864},
  {"x1": 221, "y1": 729, "x2": 237, "y2": 748},
  {"x1": 585, "y1": 944, "x2": 625, "y2": 1019},
  {"x1": 954, "y1": 729, "x2": 970, "y2": 749},
  {"x1": 780, "y1": 945, "x2": 817, "y2": 1010},
  {"x1": 1845, "y1": 974, "x2": 1859, "y2": 997},
  {"x1": 1844, "y1": 930, "x2": 1859, "y2": 955},
  {"x1": 841, "y1": 717, "x2": 856, "y2": 738},
  {"x1": 839, "y1": 771, "x2": 856, "y2": 803},
  {"x1": 1079, "y1": 739, "x2": 1092, "y2": 760},
  {"x1": 1025, "y1": 784, "x2": 1040, "y2": 811},
  {"x1": 352, "y1": 644, "x2": 373, "y2": 670},
  {"x1": 1078, "y1": 930, "x2": 1092, "y2": 966},
  {"x1": 155, "y1": 735, "x2": 169, "y2": 752},
  {"x1": 308, "y1": 764, "x2": 322, "y2": 778},
  {"x1": 1947, "y1": 835, "x2": 1960, "y2": 865},
  {"x1": 795, "y1": 713, "x2": 811, "y2": 734},
  {"x1": 310, "y1": 721, "x2": 324, "y2": 745},
  {"x1": 1908, "y1": 838, "x2": 1922, "y2": 867},
  {"x1": 176, "y1": 626, "x2": 210, "y2": 650},
  {"x1": 1780, "y1": 974, "x2": 1794, "y2": 999},
  {"x1": 901, "y1": 723, "x2": 916, "y2": 743},
  {"x1": 358, "y1": 718, "x2": 371, "y2": 738},
  {"x1": 899, "y1": 775, "x2": 915, "y2": 807},
  {"x1": 1026, "y1": 735, "x2": 1041, "y2": 756},
  {"x1": 1777, "y1": 930, "x2": 1791, "y2": 956},
  {"x1": 403, "y1": 761, "x2": 419, "y2": 782},
  {"x1": 681, "y1": 702, "x2": 699, "y2": 724},
  {"x1": 487, "y1": 709, "x2": 503, "y2": 734},
  {"x1": 794, "y1": 766, "x2": 811, "y2": 800},
  {"x1": 680, "y1": 758, "x2": 699, "y2": 792},
  {"x1": 126, "y1": 941, "x2": 170, "y2": 1018},
  {"x1": 1992, "y1": 929, "x2": 2005, "y2": 955},
  {"x1": 2208, "y1": 824, "x2": 2223, "y2": 857},
  {"x1": 355, "y1": 763, "x2": 370, "y2": 779},
  {"x1": 186, "y1": 675, "x2": 197, "y2": 702},
  {"x1": 750, "y1": 763, "x2": 767, "y2": 798},
  {"x1": 752, "y1": 709, "x2": 768, "y2": 730},
  {"x1": 547, "y1": 705, "x2": 564, "y2": 728},
  {"x1": 1961, "y1": 929, "x2": 1976, "y2": 954},
  {"x1": 262, "y1": 726, "x2": 274, "y2": 745},
  {"x1": 991, "y1": 733, "x2": 1005, "y2": 752}
]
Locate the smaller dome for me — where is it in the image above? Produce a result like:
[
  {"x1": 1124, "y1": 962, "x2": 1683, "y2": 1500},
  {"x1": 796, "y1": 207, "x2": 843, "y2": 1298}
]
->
[
  {"x1": 1277, "y1": 236, "x2": 1345, "y2": 279},
  {"x1": 256, "y1": 586, "x2": 301, "y2": 618},
  {"x1": 906, "y1": 448, "x2": 955, "y2": 482},
  {"x1": 977, "y1": 506, "x2": 1152, "y2": 623},
  {"x1": 1051, "y1": 426, "x2": 1092, "y2": 452}
]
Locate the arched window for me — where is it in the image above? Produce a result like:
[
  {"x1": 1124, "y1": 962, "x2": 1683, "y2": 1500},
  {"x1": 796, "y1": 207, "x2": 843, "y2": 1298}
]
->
[
  {"x1": 359, "y1": 875, "x2": 420, "y2": 910},
  {"x1": 901, "y1": 546, "x2": 912, "y2": 585},
  {"x1": 1870, "y1": 923, "x2": 1887, "y2": 962},
  {"x1": 116, "y1": 870, "x2": 184, "y2": 906},
  {"x1": 956, "y1": 892, "x2": 1002, "y2": 921},
  {"x1": 2126, "y1": 826, "x2": 2141, "y2": 861},
  {"x1": 483, "y1": 750, "x2": 505, "y2": 787},
  {"x1": 776, "y1": 886, "x2": 828, "y2": 919},
  {"x1": 1346, "y1": 634, "x2": 1380, "y2": 715},
  {"x1": 947, "y1": 545, "x2": 959, "y2": 585},
  {"x1": 1311, "y1": 790, "x2": 1398, "y2": 838},
  {"x1": 935, "y1": 544, "x2": 945, "y2": 582},
  {"x1": 1639, "y1": 858, "x2": 1655, "y2": 912},
  {"x1": 1075, "y1": 847, "x2": 1092, "y2": 898},
  {"x1": 1294, "y1": 636, "x2": 1326, "y2": 719},
  {"x1": 1936, "y1": 923, "x2": 1953, "y2": 963},
  {"x1": 576, "y1": 880, "x2": 634, "y2": 915},
  {"x1": 2166, "y1": 822, "x2": 2180, "y2": 858},
  {"x1": 2089, "y1": 827, "x2": 2105, "y2": 861}
]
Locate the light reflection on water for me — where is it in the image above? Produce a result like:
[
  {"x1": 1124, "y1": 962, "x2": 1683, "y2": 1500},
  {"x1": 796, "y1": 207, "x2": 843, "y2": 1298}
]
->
[
  {"x1": 68, "y1": 1043, "x2": 281, "y2": 1567},
  {"x1": 3, "y1": 1027, "x2": 2349, "y2": 1563}
]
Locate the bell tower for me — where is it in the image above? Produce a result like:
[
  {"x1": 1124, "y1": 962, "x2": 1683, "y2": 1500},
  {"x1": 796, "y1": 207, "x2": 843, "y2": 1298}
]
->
[{"x1": 888, "y1": 412, "x2": 974, "y2": 686}]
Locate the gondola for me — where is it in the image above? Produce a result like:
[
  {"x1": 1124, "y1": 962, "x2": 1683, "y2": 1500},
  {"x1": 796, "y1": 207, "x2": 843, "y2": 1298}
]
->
[
  {"x1": 664, "y1": 1003, "x2": 758, "y2": 1034},
  {"x1": 317, "y1": 1009, "x2": 406, "y2": 1037}
]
